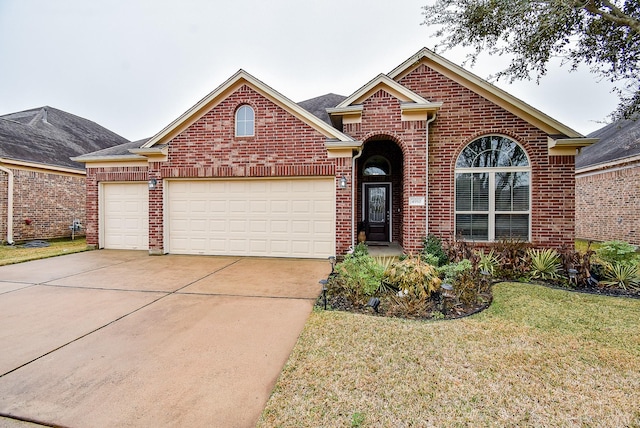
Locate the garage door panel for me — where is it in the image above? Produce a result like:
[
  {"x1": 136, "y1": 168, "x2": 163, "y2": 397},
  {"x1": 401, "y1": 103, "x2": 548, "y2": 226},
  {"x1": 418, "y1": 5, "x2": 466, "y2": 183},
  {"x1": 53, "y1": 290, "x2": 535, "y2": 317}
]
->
[
  {"x1": 102, "y1": 183, "x2": 149, "y2": 250},
  {"x1": 167, "y1": 179, "x2": 334, "y2": 258}
]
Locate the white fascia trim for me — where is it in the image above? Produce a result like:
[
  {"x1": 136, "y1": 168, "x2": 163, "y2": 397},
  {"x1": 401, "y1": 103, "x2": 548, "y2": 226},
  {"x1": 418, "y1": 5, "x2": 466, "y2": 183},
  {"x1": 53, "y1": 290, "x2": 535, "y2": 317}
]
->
[
  {"x1": 576, "y1": 154, "x2": 640, "y2": 176},
  {"x1": 389, "y1": 48, "x2": 584, "y2": 138},
  {"x1": 128, "y1": 146, "x2": 168, "y2": 160},
  {"x1": 71, "y1": 154, "x2": 147, "y2": 163},
  {"x1": 0, "y1": 157, "x2": 85, "y2": 175},
  {"x1": 324, "y1": 139, "x2": 364, "y2": 150},
  {"x1": 326, "y1": 105, "x2": 364, "y2": 115},
  {"x1": 400, "y1": 102, "x2": 444, "y2": 112},
  {"x1": 548, "y1": 137, "x2": 599, "y2": 149},
  {"x1": 142, "y1": 69, "x2": 354, "y2": 148},
  {"x1": 336, "y1": 74, "x2": 433, "y2": 108}
]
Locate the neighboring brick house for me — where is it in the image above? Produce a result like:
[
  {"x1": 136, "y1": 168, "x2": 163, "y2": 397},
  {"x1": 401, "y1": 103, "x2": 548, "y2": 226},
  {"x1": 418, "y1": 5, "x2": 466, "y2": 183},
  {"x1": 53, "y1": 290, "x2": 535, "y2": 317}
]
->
[
  {"x1": 0, "y1": 106, "x2": 129, "y2": 243},
  {"x1": 576, "y1": 119, "x2": 640, "y2": 245},
  {"x1": 74, "y1": 48, "x2": 595, "y2": 258}
]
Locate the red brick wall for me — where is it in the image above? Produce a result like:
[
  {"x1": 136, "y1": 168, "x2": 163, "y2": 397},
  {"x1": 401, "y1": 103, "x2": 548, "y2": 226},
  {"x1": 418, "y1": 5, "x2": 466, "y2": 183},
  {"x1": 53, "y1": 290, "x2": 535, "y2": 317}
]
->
[
  {"x1": 576, "y1": 161, "x2": 640, "y2": 245},
  {"x1": 393, "y1": 64, "x2": 576, "y2": 249},
  {"x1": 0, "y1": 167, "x2": 86, "y2": 243}
]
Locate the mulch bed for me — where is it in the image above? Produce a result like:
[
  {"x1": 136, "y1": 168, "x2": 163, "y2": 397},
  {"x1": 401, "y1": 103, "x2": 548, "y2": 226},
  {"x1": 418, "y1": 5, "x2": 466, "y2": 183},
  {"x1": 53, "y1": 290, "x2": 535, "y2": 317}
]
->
[{"x1": 319, "y1": 280, "x2": 639, "y2": 321}]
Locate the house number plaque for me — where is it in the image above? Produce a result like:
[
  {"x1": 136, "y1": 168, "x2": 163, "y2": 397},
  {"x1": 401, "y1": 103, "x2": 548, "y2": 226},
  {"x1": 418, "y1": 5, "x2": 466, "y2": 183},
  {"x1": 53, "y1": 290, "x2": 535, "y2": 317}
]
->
[{"x1": 409, "y1": 197, "x2": 425, "y2": 206}]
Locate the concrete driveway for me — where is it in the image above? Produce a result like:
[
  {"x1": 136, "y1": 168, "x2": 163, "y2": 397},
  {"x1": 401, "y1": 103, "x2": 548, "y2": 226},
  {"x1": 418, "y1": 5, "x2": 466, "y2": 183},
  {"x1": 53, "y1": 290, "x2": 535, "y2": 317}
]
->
[{"x1": 0, "y1": 251, "x2": 328, "y2": 427}]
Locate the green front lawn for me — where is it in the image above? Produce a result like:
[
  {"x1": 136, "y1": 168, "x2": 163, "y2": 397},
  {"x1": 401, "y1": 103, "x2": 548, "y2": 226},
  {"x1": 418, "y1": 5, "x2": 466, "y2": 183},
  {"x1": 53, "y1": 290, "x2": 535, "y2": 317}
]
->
[
  {"x1": 0, "y1": 238, "x2": 89, "y2": 266},
  {"x1": 259, "y1": 282, "x2": 640, "y2": 427}
]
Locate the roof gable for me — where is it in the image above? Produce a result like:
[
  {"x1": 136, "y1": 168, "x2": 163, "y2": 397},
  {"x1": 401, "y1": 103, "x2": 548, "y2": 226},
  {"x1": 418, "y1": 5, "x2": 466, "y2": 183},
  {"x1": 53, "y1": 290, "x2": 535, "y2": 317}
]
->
[
  {"x1": 327, "y1": 74, "x2": 443, "y2": 127},
  {"x1": 389, "y1": 48, "x2": 584, "y2": 138},
  {"x1": 143, "y1": 70, "x2": 354, "y2": 148},
  {"x1": 336, "y1": 74, "x2": 433, "y2": 107}
]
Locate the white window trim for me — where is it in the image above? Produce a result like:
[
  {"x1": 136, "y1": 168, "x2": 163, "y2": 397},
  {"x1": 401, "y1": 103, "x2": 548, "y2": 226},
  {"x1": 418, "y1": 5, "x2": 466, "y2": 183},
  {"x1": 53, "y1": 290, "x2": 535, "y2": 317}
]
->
[
  {"x1": 235, "y1": 105, "x2": 255, "y2": 137},
  {"x1": 455, "y1": 146, "x2": 532, "y2": 242}
]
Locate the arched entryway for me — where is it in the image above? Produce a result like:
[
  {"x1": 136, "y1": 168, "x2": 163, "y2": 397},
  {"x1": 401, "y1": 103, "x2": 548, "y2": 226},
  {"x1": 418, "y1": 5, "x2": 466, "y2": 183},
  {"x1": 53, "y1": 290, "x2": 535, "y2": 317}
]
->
[{"x1": 356, "y1": 139, "x2": 404, "y2": 246}]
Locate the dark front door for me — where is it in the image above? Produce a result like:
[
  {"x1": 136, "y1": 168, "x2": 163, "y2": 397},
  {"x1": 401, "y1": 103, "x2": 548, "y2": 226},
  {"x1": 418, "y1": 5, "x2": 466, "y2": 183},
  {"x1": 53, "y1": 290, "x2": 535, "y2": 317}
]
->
[{"x1": 364, "y1": 183, "x2": 391, "y2": 242}]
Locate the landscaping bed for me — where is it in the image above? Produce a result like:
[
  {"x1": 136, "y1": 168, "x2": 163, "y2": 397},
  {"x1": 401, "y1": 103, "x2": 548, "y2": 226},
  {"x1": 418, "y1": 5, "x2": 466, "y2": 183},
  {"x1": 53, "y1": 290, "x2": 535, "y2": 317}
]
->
[{"x1": 319, "y1": 237, "x2": 640, "y2": 320}]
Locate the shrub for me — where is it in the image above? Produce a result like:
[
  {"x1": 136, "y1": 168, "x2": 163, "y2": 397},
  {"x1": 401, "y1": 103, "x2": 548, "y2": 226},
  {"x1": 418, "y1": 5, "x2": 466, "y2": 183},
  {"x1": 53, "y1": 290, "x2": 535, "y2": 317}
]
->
[
  {"x1": 438, "y1": 259, "x2": 473, "y2": 285},
  {"x1": 329, "y1": 251, "x2": 385, "y2": 302},
  {"x1": 493, "y1": 239, "x2": 531, "y2": 279},
  {"x1": 596, "y1": 240, "x2": 639, "y2": 266},
  {"x1": 421, "y1": 234, "x2": 449, "y2": 267},
  {"x1": 384, "y1": 255, "x2": 442, "y2": 300},
  {"x1": 351, "y1": 242, "x2": 369, "y2": 258},
  {"x1": 527, "y1": 248, "x2": 562, "y2": 281},
  {"x1": 601, "y1": 262, "x2": 640, "y2": 290},
  {"x1": 444, "y1": 236, "x2": 474, "y2": 263},
  {"x1": 558, "y1": 243, "x2": 595, "y2": 288}
]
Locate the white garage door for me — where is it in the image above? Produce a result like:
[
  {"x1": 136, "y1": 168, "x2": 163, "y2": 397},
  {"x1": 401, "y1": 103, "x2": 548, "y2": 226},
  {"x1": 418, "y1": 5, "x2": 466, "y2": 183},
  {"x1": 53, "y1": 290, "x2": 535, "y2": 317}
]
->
[
  {"x1": 167, "y1": 178, "x2": 335, "y2": 258},
  {"x1": 101, "y1": 182, "x2": 149, "y2": 250}
]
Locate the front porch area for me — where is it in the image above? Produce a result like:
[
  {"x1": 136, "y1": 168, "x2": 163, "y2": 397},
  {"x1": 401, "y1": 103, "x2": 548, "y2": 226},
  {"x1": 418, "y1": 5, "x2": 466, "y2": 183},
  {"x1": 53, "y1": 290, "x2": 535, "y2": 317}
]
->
[{"x1": 364, "y1": 241, "x2": 404, "y2": 257}]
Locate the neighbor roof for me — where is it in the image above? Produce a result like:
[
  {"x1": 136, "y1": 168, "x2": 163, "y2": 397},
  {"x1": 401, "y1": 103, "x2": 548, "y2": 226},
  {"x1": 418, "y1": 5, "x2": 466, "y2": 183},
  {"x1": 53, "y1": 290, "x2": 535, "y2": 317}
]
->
[
  {"x1": 576, "y1": 119, "x2": 640, "y2": 169},
  {"x1": 0, "y1": 106, "x2": 129, "y2": 170}
]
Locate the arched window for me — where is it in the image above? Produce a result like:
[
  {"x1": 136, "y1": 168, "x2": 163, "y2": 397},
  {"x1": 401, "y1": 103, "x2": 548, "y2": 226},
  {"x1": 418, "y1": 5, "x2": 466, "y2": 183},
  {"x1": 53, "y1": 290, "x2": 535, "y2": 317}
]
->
[
  {"x1": 363, "y1": 155, "x2": 391, "y2": 176},
  {"x1": 235, "y1": 105, "x2": 254, "y2": 137},
  {"x1": 455, "y1": 136, "x2": 531, "y2": 241}
]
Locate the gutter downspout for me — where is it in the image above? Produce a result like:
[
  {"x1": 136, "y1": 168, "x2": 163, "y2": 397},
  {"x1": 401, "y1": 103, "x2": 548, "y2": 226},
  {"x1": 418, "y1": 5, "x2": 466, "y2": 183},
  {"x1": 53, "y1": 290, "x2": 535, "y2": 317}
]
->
[
  {"x1": 0, "y1": 164, "x2": 14, "y2": 244},
  {"x1": 351, "y1": 147, "x2": 364, "y2": 247},
  {"x1": 425, "y1": 113, "x2": 437, "y2": 237}
]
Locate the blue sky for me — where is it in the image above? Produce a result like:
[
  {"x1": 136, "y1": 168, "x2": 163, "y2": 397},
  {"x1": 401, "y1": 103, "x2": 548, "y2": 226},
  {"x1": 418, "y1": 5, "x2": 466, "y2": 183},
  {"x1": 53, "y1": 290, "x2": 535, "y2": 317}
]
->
[{"x1": 0, "y1": 0, "x2": 619, "y2": 141}]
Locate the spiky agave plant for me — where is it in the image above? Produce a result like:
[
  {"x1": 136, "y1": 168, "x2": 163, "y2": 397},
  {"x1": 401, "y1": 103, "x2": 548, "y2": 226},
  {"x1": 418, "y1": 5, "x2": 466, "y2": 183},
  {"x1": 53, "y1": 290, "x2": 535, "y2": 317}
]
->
[
  {"x1": 601, "y1": 262, "x2": 640, "y2": 290},
  {"x1": 527, "y1": 248, "x2": 561, "y2": 281}
]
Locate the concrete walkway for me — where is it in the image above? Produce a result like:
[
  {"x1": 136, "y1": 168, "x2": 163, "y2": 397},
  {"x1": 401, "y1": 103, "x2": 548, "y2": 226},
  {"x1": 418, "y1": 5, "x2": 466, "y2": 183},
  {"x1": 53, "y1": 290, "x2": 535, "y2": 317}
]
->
[{"x1": 0, "y1": 251, "x2": 328, "y2": 427}]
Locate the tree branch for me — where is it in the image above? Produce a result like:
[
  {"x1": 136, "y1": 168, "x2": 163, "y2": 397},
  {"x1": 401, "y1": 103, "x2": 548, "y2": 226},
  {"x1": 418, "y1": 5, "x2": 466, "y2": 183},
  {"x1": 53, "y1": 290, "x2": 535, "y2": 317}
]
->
[{"x1": 580, "y1": 0, "x2": 640, "y2": 34}]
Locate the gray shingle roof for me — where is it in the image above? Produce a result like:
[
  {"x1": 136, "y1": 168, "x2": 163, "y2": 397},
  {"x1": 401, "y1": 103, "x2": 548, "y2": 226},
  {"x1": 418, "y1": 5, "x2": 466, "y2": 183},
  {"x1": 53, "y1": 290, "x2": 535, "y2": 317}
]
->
[
  {"x1": 0, "y1": 106, "x2": 129, "y2": 170},
  {"x1": 298, "y1": 93, "x2": 347, "y2": 124},
  {"x1": 74, "y1": 138, "x2": 150, "y2": 158},
  {"x1": 577, "y1": 119, "x2": 640, "y2": 169}
]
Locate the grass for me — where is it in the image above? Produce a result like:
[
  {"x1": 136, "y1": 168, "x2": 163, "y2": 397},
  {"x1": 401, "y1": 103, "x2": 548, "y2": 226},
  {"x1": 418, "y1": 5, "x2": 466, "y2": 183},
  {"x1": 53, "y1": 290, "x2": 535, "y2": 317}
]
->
[
  {"x1": 575, "y1": 239, "x2": 603, "y2": 253},
  {"x1": 259, "y1": 282, "x2": 640, "y2": 427},
  {"x1": 0, "y1": 238, "x2": 89, "y2": 266}
]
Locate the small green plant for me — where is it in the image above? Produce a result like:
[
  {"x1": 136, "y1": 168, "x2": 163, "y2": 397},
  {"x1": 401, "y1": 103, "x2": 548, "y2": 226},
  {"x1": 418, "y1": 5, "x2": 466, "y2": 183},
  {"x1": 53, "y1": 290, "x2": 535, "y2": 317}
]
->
[
  {"x1": 329, "y1": 251, "x2": 385, "y2": 301},
  {"x1": 601, "y1": 262, "x2": 640, "y2": 290},
  {"x1": 351, "y1": 242, "x2": 369, "y2": 258},
  {"x1": 527, "y1": 248, "x2": 561, "y2": 281},
  {"x1": 438, "y1": 259, "x2": 473, "y2": 285},
  {"x1": 596, "y1": 240, "x2": 639, "y2": 265},
  {"x1": 351, "y1": 412, "x2": 365, "y2": 427},
  {"x1": 384, "y1": 255, "x2": 442, "y2": 300},
  {"x1": 476, "y1": 249, "x2": 499, "y2": 276},
  {"x1": 421, "y1": 234, "x2": 449, "y2": 266}
]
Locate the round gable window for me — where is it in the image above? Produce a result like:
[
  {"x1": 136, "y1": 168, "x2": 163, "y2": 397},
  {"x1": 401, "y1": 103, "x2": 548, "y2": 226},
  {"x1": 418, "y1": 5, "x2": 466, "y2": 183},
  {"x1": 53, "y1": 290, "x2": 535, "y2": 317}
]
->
[{"x1": 363, "y1": 155, "x2": 391, "y2": 176}]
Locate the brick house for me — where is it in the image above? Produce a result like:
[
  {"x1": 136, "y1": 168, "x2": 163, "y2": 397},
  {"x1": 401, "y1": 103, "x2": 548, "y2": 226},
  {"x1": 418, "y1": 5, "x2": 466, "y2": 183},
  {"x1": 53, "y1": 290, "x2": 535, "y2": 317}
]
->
[
  {"x1": 0, "y1": 106, "x2": 129, "y2": 243},
  {"x1": 576, "y1": 119, "x2": 640, "y2": 245},
  {"x1": 74, "y1": 48, "x2": 594, "y2": 258}
]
